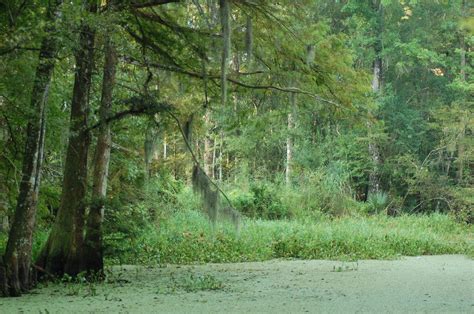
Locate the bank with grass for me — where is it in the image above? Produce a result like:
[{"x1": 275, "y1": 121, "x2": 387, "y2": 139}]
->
[
  {"x1": 100, "y1": 211, "x2": 473, "y2": 265},
  {"x1": 1, "y1": 209, "x2": 471, "y2": 268}
]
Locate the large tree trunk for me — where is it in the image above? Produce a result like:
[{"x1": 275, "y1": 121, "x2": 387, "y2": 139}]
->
[
  {"x1": 36, "y1": 0, "x2": 97, "y2": 277},
  {"x1": 82, "y1": 37, "x2": 117, "y2": 276},
  {"x1": 367, "y1": 0, "x2": 383, "y2": 199},
  {"x1": 0, "y1": 0, "x2": 61, "y2": 297}
]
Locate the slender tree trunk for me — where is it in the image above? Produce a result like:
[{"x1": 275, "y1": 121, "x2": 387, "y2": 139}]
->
[
  {"x1": 457, "y1": 132, "x2": 464, "y2": 184},
  {"x1": 173, "y1": 135, "x2": 178, "y2": 179},
  {"x1": 368, "y1": 139, "x2": 381, "y2": 195},
  {"x1": 245, "y1": 15, "x2": 253, "y2": 63},
  {"x1": 285, "y1": 113, "x2": 293, "y2": 185},
  {"x1": 36, "y1": 0, "x2": 97, "y2": 277},
  {"x1": 460, "y1": 37, "x2": 466, "y2": 82},
  {"x1": 0, "y1": 0, "x2": 61, "y2": 297},
  {"x1": 460, "y1": 0, "x2": 467, "y2": 82},
  {"x1": 218, "y1": 133, "x2": 223, "y2": 181},
  {"x1": 446, "y1": 150, "x2": 454, "y2": 177},
  {"x1": 82, "y1": 37, "x2": 117, "y2": 276},
  {"x1": 144, "y1": 121, "x2": 158, "y2": 180},
  {"x1": 203, "y1": 110, "x2": 213, "y2": 178},
  {"x1": 219, "y1": 0, "x2": 230, "y2": 106},
  {"x1": 457, "y1": 0, "x2": 466, "y2": 184},
  {"x1": 285, "y1": 93, "x2": 296, "y2": 186},
  {"x1": 367, "y1": 0, "x2": 383, "y2": 199},
  {"x1": 212, "y1": 134, "x2": 217, "y2": 177},
  {"x1": 163, "y1": 133, "x2": 167, "y2": 159},
  {"x1": 371, "y1": 58, "x2": 382, "y2": 93}
]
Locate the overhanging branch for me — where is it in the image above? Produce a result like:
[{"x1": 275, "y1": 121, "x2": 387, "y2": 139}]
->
[
  {"x1": 122, "y1": 56, "x2": 342, "y2": 107},
  {"x1": 124, "y1": 27, "x2": 181, "y2": 67},
  {"x1": 132, "y1": 10, "x2": 218, "y2": 37},
  {"x1": 87, "y1": 98, "x2": 172, "y2": 132}
]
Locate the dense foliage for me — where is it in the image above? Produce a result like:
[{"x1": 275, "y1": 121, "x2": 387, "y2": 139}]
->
[{"x1": 0, "y1": 0, "x2": 472, "y2": 296}]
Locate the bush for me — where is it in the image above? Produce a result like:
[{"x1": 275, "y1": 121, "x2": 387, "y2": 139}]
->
[
  {"x1": 282, "y1": 165, "x2": 359, "y2": 218},
  {"x1": 103, "y1": 201, "x2": 153, "y2": 264},
  {"x1": 232, "y1": 164, "x2": 361, "y2": 220},
  {"x1": 233, "y1": 182, "x2": 290, "y2": 219},
  {"x1": 233, "y1": 191, "x2": 255, "y2": 216},
  {"x1": 364, "y1": 191, "x2": 389, "y2": 214},
  {"x1": 450, "y1": 187, "x2": 474, "y2": 224}
]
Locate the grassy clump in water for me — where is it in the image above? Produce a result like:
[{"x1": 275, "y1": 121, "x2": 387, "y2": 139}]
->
[{"x1": 105, "y1": 211, "x2": 473, "y2": 265}]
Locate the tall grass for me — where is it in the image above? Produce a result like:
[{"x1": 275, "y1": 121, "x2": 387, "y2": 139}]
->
[
  {"x1": 104, "y1": 211, "x2": 473, "y2": 265},
  {"x1": 1, "y1": 211, "x2": 472, "y2": 266}
]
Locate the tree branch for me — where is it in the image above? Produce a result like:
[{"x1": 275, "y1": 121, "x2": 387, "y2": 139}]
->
[
  {"x1": 87, "y1": 99, "x2": 172, "y2": 132},
  {"x1": 132, "y1": 10, "x2": 218, "y2": 37},
  {"x1": 0, "y1": 45, "x2": 41, "y2": 56},
  {"x1": 122, "y1": 57, "x2": 342, "y2": 107},
  {"x1": 409, "y1": 198, "x2": 453, "y2": 213},
  {"x1": 124, "y1": 27, "x2": 181, "y2": 67}
]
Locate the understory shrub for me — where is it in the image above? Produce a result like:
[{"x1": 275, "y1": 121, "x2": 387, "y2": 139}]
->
[
  {"x1": 102, "y1": 201, "x2": 153, "y2": 263},
  {"x1": 233, "y1": 182, "x2": 290, "y2": 219},
  {"x1": 281, "y1": 165, "x2": 359, "y2": 218},
  {"x1": 363, "y1": 191, "x2": 389, "y2": 214},
  {"x1": 450, "y1": 187, "x2": 474, "y2": 224}
]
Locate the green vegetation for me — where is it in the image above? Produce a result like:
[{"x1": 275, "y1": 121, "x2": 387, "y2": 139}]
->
[
  {"x1": 168, "y1": 271, "x2": 225, "y2": 293},
  {"x1": 0, "y1": 0, "x2": 472, "y2": 298},
  {"x1": 3, "y1": 209, "x2": 471, "y2": 267},
  {"x1": 102, "y1": 209, "x2": 473, "y2": 265}
]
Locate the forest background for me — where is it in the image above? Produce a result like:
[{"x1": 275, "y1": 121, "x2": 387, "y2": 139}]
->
[{"x1": 0, "y1": 0, "x2": 472, "y2": 297}]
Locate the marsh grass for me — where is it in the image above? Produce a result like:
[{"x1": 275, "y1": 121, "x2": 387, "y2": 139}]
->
[
  {"x1": 1, "y1": 211, "x2": 471, "y2": 267},
  {"x1": 105, "y1": 211, "x2": 473, "y2": 265}
]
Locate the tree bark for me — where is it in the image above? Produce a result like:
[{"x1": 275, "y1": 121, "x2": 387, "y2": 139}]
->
[
  {"x1": 82, "y1": 37, "x2": 117, "y2": 276},
  {"x1": 0, "y1": 182, "x2": 9, "y2": 233},
  {"x1": 1, "y1": 0, "x2": 61, "y2": 297},
  {"x1": 36, "y1": 0, "x2": 97, "y2": 277}
]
